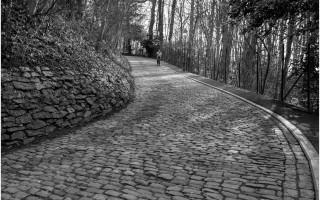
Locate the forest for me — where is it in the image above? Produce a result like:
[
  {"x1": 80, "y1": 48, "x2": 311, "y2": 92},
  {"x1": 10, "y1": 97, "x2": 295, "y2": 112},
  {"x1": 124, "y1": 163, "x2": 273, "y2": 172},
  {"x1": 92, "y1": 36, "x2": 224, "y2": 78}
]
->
[
  {"x1": 143, "y1": 0, "x2": 319, "y2": 112},
  {"x1": 2, "y1": 0, "x2": 318, "y2": 112}
]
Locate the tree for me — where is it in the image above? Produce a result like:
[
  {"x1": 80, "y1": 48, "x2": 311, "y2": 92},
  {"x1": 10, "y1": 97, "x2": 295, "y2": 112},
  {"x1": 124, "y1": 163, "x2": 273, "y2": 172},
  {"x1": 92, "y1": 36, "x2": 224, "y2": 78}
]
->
[
  {"x1": 199, "y1": 0, "x2": 215, "y2": 77},
  {"x1": 160, "y1": 0, "x2": 318, "y2": 111},
  {"x1": 187, "y1": 0, "x2": 195, "y2": 72},
  {"x1": 157, "y1": 0, "x2": 164, "y2": 45},
  {"x1": 148, "y1": 0, "x2": 157, "y2": 40},
  {"x1": 168, "y1": 0, "x2": 177, "y2": 43}
]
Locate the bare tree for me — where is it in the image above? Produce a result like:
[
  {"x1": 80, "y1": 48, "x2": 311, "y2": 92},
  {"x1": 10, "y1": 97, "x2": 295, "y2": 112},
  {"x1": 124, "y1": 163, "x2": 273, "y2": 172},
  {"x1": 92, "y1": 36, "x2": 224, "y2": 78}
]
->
[
  {"x1": 148, "y1": 0, "x2": 157, "y2": 40},
  {"x1": 168, "y1": 0, "x2": 177, "y2": 43},
  {"x1": 158, "y1": 0, "x2": 164, "y2": 45}
]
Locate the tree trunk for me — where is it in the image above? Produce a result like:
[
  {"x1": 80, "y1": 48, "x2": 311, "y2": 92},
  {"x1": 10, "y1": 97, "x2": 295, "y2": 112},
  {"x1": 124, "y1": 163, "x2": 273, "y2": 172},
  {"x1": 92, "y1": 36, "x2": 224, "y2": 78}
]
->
[
  {"x1": 241, "y1": 32, "x2": 256, "y2": 90},
  {"x1": 95, "y1": 0, "x2": 110, "y2": 51},
  {"x1": 178, "y1": 0, "x2": 185, "y2": 44},
  {"x1": 187, "y1": 0, "x2": 195, "y2": 72},
  {"x1": 219, "y1": 0, "x2": 232, "y2": 84},
  {"x1": 261, "y1": 50, "x2": 271, "y2": 94},
  {"x1": 158, "y1": 0, "x2": 164, "y2": 45},
  {"x1": 256, "y1": 47, "x2": 260, "y2": 93},
  {"x1": 274, "y1": 20, "x2": 285, "y2": 99},
  {"x1": 261, "y1": 28, "x2": 272, "y2": 95},
  {"x1": 282, "y1": 15, "x2": 295, "y2": 98},
  {"x1": 148, "y1": 0, "x2": 157, "y2": 40},
  {"x1": 95, "y1": 16, "x2": 107, "y2": 51},
  {"x1": 168, "y1": 0, "x2": 177, "y2": 43},
  {"x1": 205, "y1": 0, "x2": 215, "y2": 78},
  {"x1": 214, "y1": 4, "x2": 221, "y2": 79}
]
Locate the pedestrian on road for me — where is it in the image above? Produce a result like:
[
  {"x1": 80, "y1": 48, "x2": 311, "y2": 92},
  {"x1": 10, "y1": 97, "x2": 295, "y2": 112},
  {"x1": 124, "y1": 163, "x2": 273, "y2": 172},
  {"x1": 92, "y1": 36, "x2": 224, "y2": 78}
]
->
[
  {"x1": 143, "y1": 47, "x2": 147, "y2": 57},
  {"x1": 156, "y1": 49, "x2": 162, "y2": 66}
]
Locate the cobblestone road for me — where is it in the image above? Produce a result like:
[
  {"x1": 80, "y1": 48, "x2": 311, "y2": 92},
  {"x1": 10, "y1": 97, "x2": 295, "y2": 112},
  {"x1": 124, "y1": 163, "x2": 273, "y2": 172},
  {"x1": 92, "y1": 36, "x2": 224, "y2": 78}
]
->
[{"x1": 2, "y1": 57, "x2": 315, "y2": 200}]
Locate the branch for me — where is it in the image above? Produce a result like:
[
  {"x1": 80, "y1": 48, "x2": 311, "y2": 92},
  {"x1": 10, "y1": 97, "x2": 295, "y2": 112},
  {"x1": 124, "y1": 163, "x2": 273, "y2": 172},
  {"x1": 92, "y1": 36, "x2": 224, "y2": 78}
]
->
[{"x1": 256, "y1": 34, "x2": 268, "y2": 52}]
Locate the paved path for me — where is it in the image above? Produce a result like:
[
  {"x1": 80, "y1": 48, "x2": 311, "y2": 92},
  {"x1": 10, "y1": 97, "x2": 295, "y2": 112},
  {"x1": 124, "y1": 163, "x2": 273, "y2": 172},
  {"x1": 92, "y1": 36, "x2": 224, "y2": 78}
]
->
[
  {"x1": 186, "y1": 75, "x2": 318, "y2": 152},
  {"x1": 2, "y1": 57, "x2": 315, "y2": 200}
]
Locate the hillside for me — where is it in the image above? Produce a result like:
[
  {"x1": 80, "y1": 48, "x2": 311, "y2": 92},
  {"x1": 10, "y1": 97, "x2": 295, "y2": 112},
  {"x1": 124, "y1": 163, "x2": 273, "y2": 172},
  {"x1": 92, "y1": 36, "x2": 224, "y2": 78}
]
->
[{"x1": 1, "y1": 2, "x2": 135, "y2": 148}]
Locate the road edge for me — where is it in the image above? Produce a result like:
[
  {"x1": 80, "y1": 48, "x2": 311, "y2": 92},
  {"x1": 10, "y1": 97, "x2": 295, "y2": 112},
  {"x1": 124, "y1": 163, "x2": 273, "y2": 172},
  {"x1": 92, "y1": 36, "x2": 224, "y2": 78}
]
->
[{"x1": 186, "y1": 75, "x2": 319, "y2": 199}]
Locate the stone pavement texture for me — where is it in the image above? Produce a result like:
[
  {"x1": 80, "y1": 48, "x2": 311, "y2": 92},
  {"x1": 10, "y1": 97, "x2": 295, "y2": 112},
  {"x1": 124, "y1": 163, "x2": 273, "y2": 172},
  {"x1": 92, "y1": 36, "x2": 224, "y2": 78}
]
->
[
  {"x1": 1, "y1": 56, "x2": 316, "y2": 200},
  {"x1": 186, "y1": 75, "x2": 319, "y2": 153}
]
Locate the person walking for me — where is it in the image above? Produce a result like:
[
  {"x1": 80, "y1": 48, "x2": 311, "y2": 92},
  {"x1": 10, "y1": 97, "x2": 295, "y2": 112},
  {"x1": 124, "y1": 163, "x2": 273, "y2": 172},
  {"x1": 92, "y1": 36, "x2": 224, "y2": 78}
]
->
[
  {"x1": 143, "y1": 47, "x2": 147, "y2": 57},
  {"x1": 156, "y1": 49, "x2": 162, "y2": 66}
]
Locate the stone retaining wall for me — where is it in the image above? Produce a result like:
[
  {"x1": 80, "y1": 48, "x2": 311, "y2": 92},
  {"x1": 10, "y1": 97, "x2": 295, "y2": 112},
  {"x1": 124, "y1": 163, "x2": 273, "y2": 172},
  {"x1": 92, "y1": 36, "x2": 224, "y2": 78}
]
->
[{"x1": 1, "y1": 58, "x2": 134, "y2": 148}]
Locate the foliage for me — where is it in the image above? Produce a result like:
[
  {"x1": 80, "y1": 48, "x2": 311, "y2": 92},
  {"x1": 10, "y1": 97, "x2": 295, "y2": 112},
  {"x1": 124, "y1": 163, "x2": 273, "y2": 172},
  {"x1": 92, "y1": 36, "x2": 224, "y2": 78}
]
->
[
  {"x1": 141, "y1": 37, "x2": 161, "y2": 57},
  {"x1": 229, "y1": 0, "x2": 319, "y2": 34},
  {"x1": 228, "y1": 0, "x2": 319, "y2": 111},
  {"x1": 125, "y1": 23, "x2": 147, "y2": 41},
  {"x1": 2, "y1": 0, "x2": 145, "y2": 73}
]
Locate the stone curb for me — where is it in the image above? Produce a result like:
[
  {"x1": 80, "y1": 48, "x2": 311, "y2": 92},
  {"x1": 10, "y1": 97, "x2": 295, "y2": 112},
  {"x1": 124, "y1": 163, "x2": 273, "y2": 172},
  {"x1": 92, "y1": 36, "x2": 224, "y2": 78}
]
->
[{"x1": 185, "y1": 75, "x2": 319, "y2": 199}]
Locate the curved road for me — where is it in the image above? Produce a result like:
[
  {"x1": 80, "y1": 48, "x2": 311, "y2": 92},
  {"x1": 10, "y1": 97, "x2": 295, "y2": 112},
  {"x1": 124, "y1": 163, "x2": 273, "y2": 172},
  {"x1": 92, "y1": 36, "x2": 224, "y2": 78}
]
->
[{"x1": 2, "y1": 57, "x2": 315, "y2": 200}]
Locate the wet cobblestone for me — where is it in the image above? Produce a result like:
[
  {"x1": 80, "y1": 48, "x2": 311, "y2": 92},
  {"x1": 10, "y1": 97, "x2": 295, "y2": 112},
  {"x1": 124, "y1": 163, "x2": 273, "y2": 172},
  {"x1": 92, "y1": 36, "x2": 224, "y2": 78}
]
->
[{"x1": 1, "y1": 57, "x2": 315, "y2": 200}]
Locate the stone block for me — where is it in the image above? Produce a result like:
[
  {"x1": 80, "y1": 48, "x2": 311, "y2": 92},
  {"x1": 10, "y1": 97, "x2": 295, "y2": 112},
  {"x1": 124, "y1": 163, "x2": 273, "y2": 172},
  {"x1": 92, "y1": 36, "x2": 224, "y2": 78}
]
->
[
  {"x1": 32, "y1": 112, "x2": 52, "y2": 119},
  {"x1": 84, "y1": 111, "x2": 91, "y2": 118},
  {"x1": 82, "y1": 88, "x2": 91, "y2": 94},
  {"x1": 30, "y1": 78, "x2": 40, "y2": 84},
  {"x1": 66, "y1": 107, "x2": 75, "y2": 113},
  {"x1": 75, "y1": 95, "x2": 87, "y2": 99},
  {"x1": 27, "y1": 120, "x2": 47, "y2": 129},
  {"x1": 42, "y1": 71, "x2": 53, "y2": 77},
  {"x1": 45, "y1": 125, "x2": 56, "y2": 133},
  {"x1": 23, "y1": 137, "x2": 35, "y2": 145},
  {"x1": 19, "y1": 67, "x2": 31, "y2": 72},
  {"x1": 20, "y1": 102, "x2": 39, "y2": 109},
  {"x1": 31, "y1": 72, "x2": 40, "y2": 77},
  {"x1": 86, "y1": 97, "x2": 95, "y2": 105},
  {"x1": 35, "y1": 66, "x2": 41, "y2": 72},
  {"x1": 2, "y1": 134, "x2": 10, "y2": 141},
  {"x1": 13, "y1": 77, "x2": 32, "y2": 83},
  {"x1": 55, "y1": 119, "x2": 64, "y2": 127},
  {"x1": 16, "y1": 114, "x2": 32, "y2": 124},
  {"x1": 12, "y1": 98, "x2": 26, "y2": 104},
  {"x1": 60, "y1": 110, "x2": 68, "y2": 116},
  {"x1": 60, "y1": 75, "x2": 74, "y2": 81},
  {"x1": 76, "y1": 111, "x2": 83, "y2": 116},
  {"x1": 61, "y1": 121, "x2": 71, "y2": 127},
  {"x1": 2, "y1": 90, "x2": 25, "y2": 100},
  {"x1": 7, "y1": 109, "x2": 26, "y2": 117},
  {"x1": 51, "y1": 112, "x2": 63, "y2": 119},
  {"x1": 23, "y1": 72, "x2": 31, "y2": 78},
  {"x1": 43, "y1": 106, "x2": 58, "y2": 113},
  {"x1": 26, "y1": 129, "x2": 44, "y2": 136},
  {"x1": 70, "y1": 117, "x2": 82, "y2": 125},
  {"x1": 73, "y1": 105, "x2": 83, "y2": 111},
  {"x1": 111, "y1": 99, "x2": 117, "y2": 105},
  {"x1": 11, "y1": 131, "x2": 26, "y2": 140},
  {"x1": 67, "y1": 93, "x2": 76, "y2": 99},
  {"x1": 2, "y1": 72, "x2": 12, "y2": 82},
  {"x1": 66, "y1": 113, "x2": 76, "y2": 119},
  {"x1": 13, "y1": 81, "x2": 35, "y2": 90},
  {"x1": 2, "y1": 117, "x2": 15, "y2": 122},
  {"x1": 7, "y1": 126, "x2": 25, "y2": 132},
  {"x1": 2, "y1": 121, "x2": 17, "y2": 128},
  {"x1": 30, "y1": 90, "x2": 41, "y2": 97},
  {"x1": 35, "y1": 82, "x2": 46, "y2": 90}
]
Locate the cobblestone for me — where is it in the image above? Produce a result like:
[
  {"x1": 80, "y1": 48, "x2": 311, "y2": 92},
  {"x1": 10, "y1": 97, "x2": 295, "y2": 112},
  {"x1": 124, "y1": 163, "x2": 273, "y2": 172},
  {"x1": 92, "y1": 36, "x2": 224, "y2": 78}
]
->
[{"x1": 1, "y1": 57, "x2": 315, "y2": 200}]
